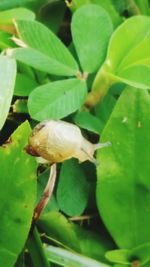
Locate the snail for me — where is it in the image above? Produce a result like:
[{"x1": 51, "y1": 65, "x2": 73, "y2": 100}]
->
[{"x1": 26, "y1": 120, "x2": 111, "y2": 164}]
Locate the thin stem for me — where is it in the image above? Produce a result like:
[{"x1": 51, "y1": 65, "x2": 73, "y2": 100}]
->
[
  {"x1": 33, "y1": 163, "x2": 57, "y2": 222},
  {"x1": 27, "y1": 227, "x2": 50, "y2": 267}
]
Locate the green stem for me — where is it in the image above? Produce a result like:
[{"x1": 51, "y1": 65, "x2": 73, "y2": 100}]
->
[
  {"x1": 126, "y1": 0, "x2": 141, "y2": 15},
  {"x1": 27, "y1": 227, "x2": 51, "y2": 267},
  {"x1": 85, "y1": 63, "x2": 115, "y2": 107},
  {"x1": 134, "y1": 0, "x2": 150, "y2": 15}
]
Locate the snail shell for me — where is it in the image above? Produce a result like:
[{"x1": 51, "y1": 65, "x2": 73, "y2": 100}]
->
[{"x1": 26, "y1": 120, "x2": 110, "y2": 163}]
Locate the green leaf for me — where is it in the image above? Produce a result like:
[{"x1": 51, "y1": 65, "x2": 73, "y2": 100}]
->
[
  {"x1": 28, "y1": 78, "x2": 87, "y2": 121},
  {"x1": 14, "y1": 19, "x2": 79, "y2": 76},
  {"x1": 118, "y1": 38, "x2": 150, "y2": 71},
  {"x1": 11, "y1": 47, "x2": 78, "y2": 76},
  {"x1": 0, "y1": 55, "x2": 16, "y2": 130},
  {"x1": 57, "y1": 159, "x2": 89, "y2": 216},
  {"x1": 96, "y1": 87, "x2": 150, "y2": 248},
  {"x1": 39, "y1": 211, "x2": 114, "y2": 262},
  {"x1": 0, "y1": 8, "x2": 35, "y2": 24},
  {"x1": 14, "y1": 73, "x2": 38, "y2": 96},
  {"x1": 74, "y1": 111, "x2": 103, "y2": 134},
  {"x1": 118, "y1": 65, "x2": 150, "y2": 89},
  {"x1": 46, "y1": 245, "x2": 111, "y2": 267},
  {"x1": 105, "y1": 249, "x2": 130, "y2": 265},
  {"x1": 0, "y1": 121, "x2": 37, "y2": 267},
  {"x1": 71, "y1": 4, "x2": 113, "y2": 73},
  {"x1": 106, "y1": 16, "x2": 150, "y2": 72}
]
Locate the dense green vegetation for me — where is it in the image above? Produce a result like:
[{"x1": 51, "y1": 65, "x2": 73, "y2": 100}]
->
[{"x1": 0, "y1": 0, "x2": 150, "y2": 266}]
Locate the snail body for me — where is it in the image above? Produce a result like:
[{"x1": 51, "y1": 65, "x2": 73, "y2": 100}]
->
[{"x1": 26, "y1": 120, "x2": 110, "y2": 163}]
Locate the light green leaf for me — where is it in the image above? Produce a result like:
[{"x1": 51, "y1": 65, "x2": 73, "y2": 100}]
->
[
  {"x1": 0, "y1": 8, "x2": 35, "y2": 24},
  {"x1": 106, "y1": 15, "x2": 150, "y2": 72},
  {"x1": 14, "y1": 73, "x2": 38, "y2": 96},
  {"x1": 74, "y1": 111, "x2": 103, "y2": 134},
  {"x1": 118, "y1": 65, "x2": 150, "y2": 89},
  {"x1": 105, "y1": 249, "x2": 130, "y2": 265},
  {"x1": 0, "y1": 121, "x2": 37, "y2": 267},
  {"x1": 118, "y1": 38, "x2": 150, "y2": 71},
  {"x1": 96, "y1": 87, "x2": 150, "y2": 248},
  {"x1": 71, "y1": 4, "x2": 113, "y2": 73},
  {"x1": 11, "y1": 47, "x2": 78, "y2": 76},
  {"x1": 28, "y1": 78, "x2": 87, "y2": 121},
  {"x1": 57, "y1": 159, "x2": 89, "y2": 216},
  {"x1": 14, "y1": 19, "x2": 79, "y2": 76},
  {"x1": 46, "y1": 245, "x2": 111, "y2": 267},
  {"x1": 0, "y1": 55, "x2": 16, "y2": 130}
]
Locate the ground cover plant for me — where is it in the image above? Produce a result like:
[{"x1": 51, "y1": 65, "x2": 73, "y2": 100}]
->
[{"x1": 0, "y1": 0, "x2": 150, "y2": 266}]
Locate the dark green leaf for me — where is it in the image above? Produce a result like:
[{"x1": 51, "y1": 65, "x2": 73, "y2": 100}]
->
[
  {"x1": 57, "y1": 159, "x2": 89, "y2": 216},
  {"x1": 14, "y1": 73, "x2": 38, "y2": 96}
]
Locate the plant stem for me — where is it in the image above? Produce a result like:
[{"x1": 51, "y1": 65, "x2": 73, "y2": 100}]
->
[
  {"x1": 27, "y1": 227, "x2": 50, "y2": 267},
  {"x1": 126, "y1": 0, "x2": 141, "y2": 15},
  {"x1": 134, "y1": 0, "x2": 150, "y2": 15},
  {"x1": 34, "y1": 163, "x2": 57, "y2": 222},
  {"x1": 131, "y1": 260, "x2": 140, "y2": 267},
  {"x1": 85, "y1": 63, "x2": 115, "y2": 107}
]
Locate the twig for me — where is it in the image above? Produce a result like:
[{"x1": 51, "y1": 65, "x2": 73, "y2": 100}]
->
[{"x1": 33, "y1": 163, "x2": 57, "y2": 222}]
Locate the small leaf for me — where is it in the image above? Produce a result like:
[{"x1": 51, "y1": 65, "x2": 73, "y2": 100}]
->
[
  {"x1": 74, "y1": 111, "x2": 103, "y2": 134},
  {"x1": 0, "y1": 8, "x2": 35, "y2": 24},
  {"x1": 28, "y1": 78, "x2": 87, "y2": 121},
  {"x1": 12, "y1": 47, "x2": 78, "y2": 76},
  {"x1": 96, "y1": 87, "x2": 150, "y2": 248},
  {"x1": 0, "y1": 55, "x2": 16, "y2": 130},
  {"x1": 46, "y1": 245, "x2": 111, "y2": 267},
  {"x1": 14, "y1": 19, "x2": 79, "y2": 76},
  {"x1": 71, "y1": 4, "x2": 113, "y2": 73},
  {"x1": 0, "y1": 121, "x2": 37, "y2": 267},
  {"x1": 57, "y1": 159, "x2": 89, "y2": 216},
  {"x1": 105, "y1": 249, "x2": 130, "y2": 265}
]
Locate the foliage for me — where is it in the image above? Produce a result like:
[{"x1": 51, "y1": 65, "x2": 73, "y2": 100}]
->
[{"x1": 0, "y1": 0, "x2": 150, "y2": 266}]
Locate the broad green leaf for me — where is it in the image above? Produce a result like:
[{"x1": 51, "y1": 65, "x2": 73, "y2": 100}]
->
[
  {"x1": 74, "y1": 111, "x2": 103, "y2": 134},
  {"x1": 57, "y1": 159, "x2": 89, "y2": 216},
  {"x1": 0, "y1": 121, "x2": 37, "y2": 267},
  {"x1": 11, "y1": 47, "x2": 78, "y2": 76},
  {"x1": 14, "y1": 73, "x2": 38, "y2": 96},
  {"x1": 46, "y1": 245, "x2": 111, "y2": 267},
  {"x1": 0, "y1": 8, "x2": 35, "y2": 24},
  {"x1": 0, "y1": 55, "x2": 16, "y2": 130},
  {"x1": 96, "y1": 87, "x2": 150, "y2": 248},
  {"x1": 28, "y1": 78, "x2": 87, "y2": 121},
  {"x1": 106, "y1": 16, "x2": 150, "y2": 72},
  {"x1": 71, "y1": 4, "x2": 113, "y2": 73},
  {"x1": 14, "y1": 19, "x2": 79, "y2": 76},
  {"x1": 39, "y1": 211, "x2": 115, "y2": 262}
]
